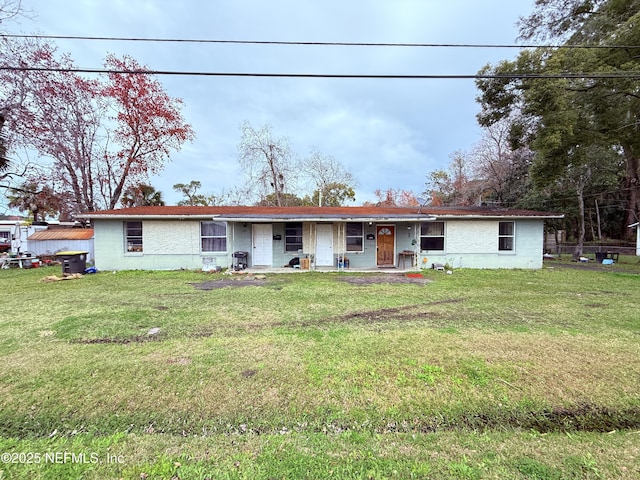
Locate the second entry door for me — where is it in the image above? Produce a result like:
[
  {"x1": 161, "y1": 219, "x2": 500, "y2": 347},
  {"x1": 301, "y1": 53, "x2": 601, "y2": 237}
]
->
[
  {"x1": 315, "y1": 224, "x2": 333, "y2": 266},
  {"x1": 252, "y1": 224, "x2": 273, "y2": 266}
]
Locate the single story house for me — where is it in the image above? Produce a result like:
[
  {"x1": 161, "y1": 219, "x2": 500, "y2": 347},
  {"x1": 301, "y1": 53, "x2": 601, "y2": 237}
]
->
[{"x1": 81, "y1": 205, "x2": 563, "y2": 271}]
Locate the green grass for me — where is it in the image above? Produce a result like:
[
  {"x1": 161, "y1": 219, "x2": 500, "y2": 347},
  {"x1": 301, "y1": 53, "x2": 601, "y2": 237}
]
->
[{"x1": 0, "y1": 261, "x2": 639, "y2": 479}]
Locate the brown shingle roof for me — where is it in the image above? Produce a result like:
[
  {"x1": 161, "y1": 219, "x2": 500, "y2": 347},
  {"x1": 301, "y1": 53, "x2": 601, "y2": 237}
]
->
[
  {"x1": 27, "y1": 229, "x2": 94, "y2": 241},
  {"x1": 80, "y1": 205, "x2": 562, "y2": 219}
]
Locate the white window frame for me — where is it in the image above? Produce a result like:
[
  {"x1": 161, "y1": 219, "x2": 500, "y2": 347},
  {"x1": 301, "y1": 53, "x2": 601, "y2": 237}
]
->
[
  {"x1": 124, "y1": 221, "x2": 143, "y2": 253},
  {"x1": 420, "y1": 221, "x2": 445, "y2": 252},
  {"x1": 201, "y1": 221, "x2": 227, "y2": 253},
  {"x1": 346, "y1": 222, "x2": 364, "y2": 252},
  {"x1": 285, "y1": 222, "x2": 303, "y2": 252},
  {"x1": 498, "y1": 221, "x2": 515, "y2": 252}
]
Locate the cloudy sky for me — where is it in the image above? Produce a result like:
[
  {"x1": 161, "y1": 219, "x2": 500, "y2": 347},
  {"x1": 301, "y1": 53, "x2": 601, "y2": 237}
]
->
[{"x1": 6, "y1": 0, "x2": 528, "y2": 206}]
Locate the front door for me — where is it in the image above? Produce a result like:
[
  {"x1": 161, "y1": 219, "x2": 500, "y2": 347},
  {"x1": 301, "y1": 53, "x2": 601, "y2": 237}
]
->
[
  {"x1": 376, "y1": 225, "x2": 395, "y2": 266},
  {"x1": 316, "y1": 224, "x2": 333, "y2": 266},
  {"x1": 252, "y1": 224, "x2": 273, "y2": 266}
]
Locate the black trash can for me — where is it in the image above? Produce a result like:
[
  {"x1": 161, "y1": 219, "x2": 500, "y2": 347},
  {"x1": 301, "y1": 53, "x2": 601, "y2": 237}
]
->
[
  {"x1": 595, "y1": 252, "x2": 605, "y2": 263},
  {"x1": 56, "y1": 251, "x2": 88, "y2": 274},
  {"x1": 232, "y1": 251, "x2": 248, "y2": 271}
]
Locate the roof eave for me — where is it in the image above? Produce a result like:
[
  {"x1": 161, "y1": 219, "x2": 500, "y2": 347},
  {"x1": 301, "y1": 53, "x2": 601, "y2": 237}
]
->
[
  {"x1": 434, "y1": 214, "x2": 564, "y2": 220},
  {"x1": 83, "y1": 214, "x2": 563, "y2": 221},
  {"x1": 214, "y1": 215, "x2": 438, "y2": 222},
  {"x1": 80, "y1": 214, "x2": 220, "y2": 220},
  {"x1": 80, "y1": 213, "x2": 440, "y2": 222}
]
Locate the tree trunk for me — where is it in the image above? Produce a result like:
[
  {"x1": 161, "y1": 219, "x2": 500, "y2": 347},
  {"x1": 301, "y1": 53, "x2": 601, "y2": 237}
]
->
[
  {"x1": 595, "y1": 199, "x2": 602, "y2": 240},
  {"x1": 0, "y1": 113, "x2": 8, "y2": 175},
  {"x1": 267, "y1": 145, "x2": 283, "y2": 207},
  {"x1": 623, "y1": 146, "x2": 640, "y2": 238},
  {"x1": 574, "y1": 185, "x2": 586, "y2": 258}
]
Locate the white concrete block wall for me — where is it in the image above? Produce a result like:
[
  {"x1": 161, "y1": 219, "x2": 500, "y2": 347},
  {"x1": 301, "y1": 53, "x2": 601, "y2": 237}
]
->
[
  {"x1": 447, "y1": 220, "x2": 497, "y2": 253},
  {"x1": 93, "y1": 220, "x2": 227, "y2": 271},
  {"x1": 420, "y1": 219, "x2": 544, "y2": 269},
  {"x1": 144, "y1": 221, "x2": 200, "y2": 255},
  {"x1": 93, "y1": 218, "x2": 547, "y2": 271}
]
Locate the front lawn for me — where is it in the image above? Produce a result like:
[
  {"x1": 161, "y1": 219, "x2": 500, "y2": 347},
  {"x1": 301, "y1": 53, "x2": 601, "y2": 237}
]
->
[{"x1": 0, "y1": 262, "x2": 639, "y2": 479}]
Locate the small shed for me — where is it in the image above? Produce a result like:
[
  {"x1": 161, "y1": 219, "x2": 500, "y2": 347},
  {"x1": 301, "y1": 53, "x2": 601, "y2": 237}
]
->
[{"x1": 27, "y1": 228, "x2": 94, "y2": 261}]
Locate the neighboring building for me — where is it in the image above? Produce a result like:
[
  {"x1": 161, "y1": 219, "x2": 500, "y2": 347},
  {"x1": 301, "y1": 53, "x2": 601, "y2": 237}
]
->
[
  {"x1": 81, "y1": 206, "x2": 563, "y2": 271},
  {"x1": 0, "y1": 219, "x2": 48, "y2": 254},
  {"x1": 0, "y1": 221, "x2": 13, "y2": 252},
  {"x1": 26, "y1": 228, "x2": 95, "y2": 261},
  {"x1": 629, "y1": 222, "x2": 640, "y2": 256}
]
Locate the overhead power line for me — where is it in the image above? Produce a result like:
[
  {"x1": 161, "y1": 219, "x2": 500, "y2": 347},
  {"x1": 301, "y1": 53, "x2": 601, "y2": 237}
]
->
[
  {"x1": 1, "y1": 65, "x2": 639, "y2": 80},
  {"x1": 3, "y1": 33, "x2": 640, "y2": 50}
]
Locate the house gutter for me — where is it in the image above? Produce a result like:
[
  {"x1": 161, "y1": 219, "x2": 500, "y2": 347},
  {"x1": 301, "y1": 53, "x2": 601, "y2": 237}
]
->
[
  {"x1": 80, "y1": 213, "x2": 563, "y2": 221},
  {"x1": 210, "y1": 215, "x2": 439, "y2": 222},
  {"x1": 434, "y1": 214, "x2": 564, "y2": 220},
  {"x1": 80, "y1": 214, "x2": 223, "y2": 220},
  {"x1": 80, "y1": 214, "x2": 440, "y2": 222}
]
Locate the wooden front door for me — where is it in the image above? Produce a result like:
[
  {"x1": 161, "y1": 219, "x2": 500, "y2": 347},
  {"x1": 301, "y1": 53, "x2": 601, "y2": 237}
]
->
[{"x1": 376, "y1": 225, "x2": 395, "y2": 266}]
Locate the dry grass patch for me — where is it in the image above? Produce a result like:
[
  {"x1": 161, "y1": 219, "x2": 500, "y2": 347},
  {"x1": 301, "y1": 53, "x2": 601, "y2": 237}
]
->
[{"x1": 459, "y1": 332, "x2": 640, "y2": 404}]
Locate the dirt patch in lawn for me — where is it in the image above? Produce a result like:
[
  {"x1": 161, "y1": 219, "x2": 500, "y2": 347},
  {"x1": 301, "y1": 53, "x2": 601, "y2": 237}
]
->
[
  {"x1": 73, "y1": 335, "x2": 165, "y2": 345},
  {"x1": 338, "y1": 274, "x2": 433, "y2": 285},
  {"x1": 190, "y1": 273, "x2": 432, "y2": 290},
  {"x1": 326, "y1": 298, "x2": 463, "y2": 326},
  {"x1": 188, "y1": 299, "x2": 466, "y2": 338},
  {"x1": 190, "y1": 276, "x2": 268, "y2": 290}
]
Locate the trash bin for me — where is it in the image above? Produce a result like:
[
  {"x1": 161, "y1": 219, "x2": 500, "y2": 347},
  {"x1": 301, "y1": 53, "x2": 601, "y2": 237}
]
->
[
  {"x1": 56, "y1": 251, "x2": 88, "y2": 274},
  {"x1": 595, "y1": 252, "x2": 605, "y2": 263}
]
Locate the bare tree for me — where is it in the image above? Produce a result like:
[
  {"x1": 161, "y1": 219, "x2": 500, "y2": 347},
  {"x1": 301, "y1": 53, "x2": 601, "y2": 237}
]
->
[
  {"x1": 0, "y1": 0, "x2": 25, "y2": 25},
  {"x1": 303, "y1": 148, "x2": 356, "y2": 206},
  {"x1": 237, "y1": 121, "x2": 298, "y2": 206},
  {"x1": 470, "y1": 118, "x2": 533, "y2": 206},
  {"x1": 424, "y1": 151, "x2": 480, "y2": 206},
  {"x1": 221, "y1": 185, "x2": 254, "y2": 206}
]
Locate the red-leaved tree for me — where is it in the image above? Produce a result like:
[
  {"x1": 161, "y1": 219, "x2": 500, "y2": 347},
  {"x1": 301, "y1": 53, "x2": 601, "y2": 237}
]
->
[
  {"x1": 366, "y1": 188, "x2": 419, "y2": 207},
  {"x1": 1, "y1": 39, "x2": 194, "y2": 212},
  {"x1": 101, "y1": 55, "x2": 194, "y2": 209}
]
